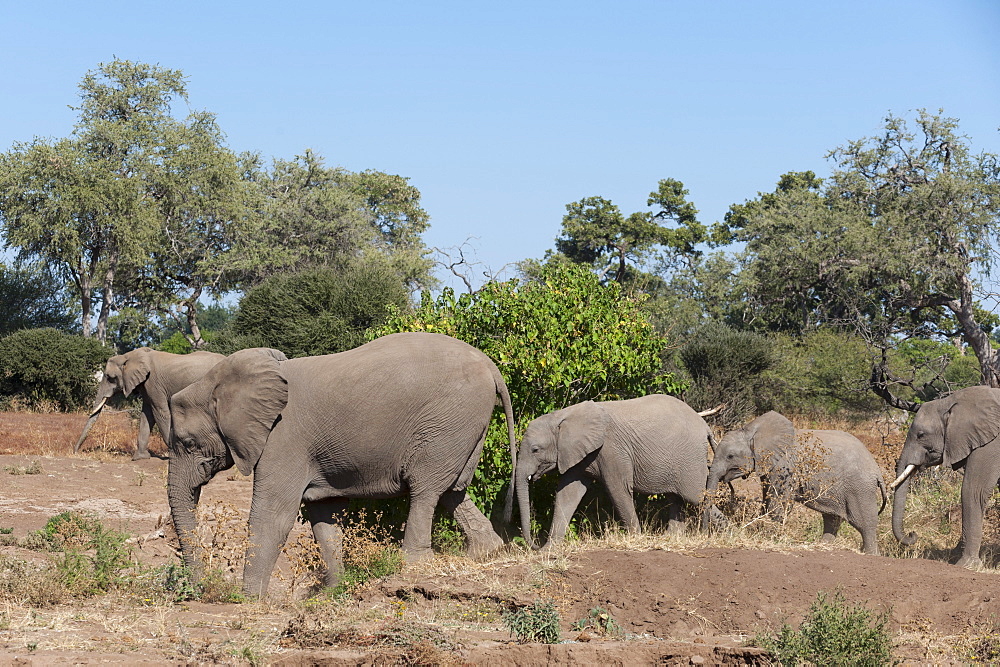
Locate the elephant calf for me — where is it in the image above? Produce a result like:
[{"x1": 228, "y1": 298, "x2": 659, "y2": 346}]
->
[
  {"x1": 705, "y1": 411, "x2": 887, "y2": 555},
  {"x1": 513, "y1": 394, "x2": 714, "y2": 549}
]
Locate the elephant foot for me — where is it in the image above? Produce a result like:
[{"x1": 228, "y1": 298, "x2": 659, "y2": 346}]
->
[
  {"x1": 402, "y1": 546, "x2": 434, "y2": 564},
  {"x1": 956, "y1": 554, "x2": 983, "y2": 569},
  {"x1": 132, "y1": 450, "x2": 151, "y2": 461},
  {"x1": 820, "y1": 533, "x2": 837, "y2": 544},
  {"x1": 465, "y1": 530, "x2": 504, "y2": 560}
]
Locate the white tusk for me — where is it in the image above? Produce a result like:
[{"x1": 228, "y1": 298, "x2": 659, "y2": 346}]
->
[
  {"x1": 889, "y1": 464, "x2": 917, "y2": 490},
  {"x1": 89, "y1": 396, "x2": 108, "y2": 417}
]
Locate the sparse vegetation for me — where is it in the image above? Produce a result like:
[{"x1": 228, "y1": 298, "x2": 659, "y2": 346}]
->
[
  {"x1": 503, "y1": 599, "x2": 562, "y2": 644},
  {"x1": 752, "y1": 590, "x2": 893, "y2": 666}
]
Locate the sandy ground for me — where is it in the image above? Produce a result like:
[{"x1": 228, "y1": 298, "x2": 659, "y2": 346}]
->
[{"x1": 0, "y1": 411, "x2": 998, "y2": 664}]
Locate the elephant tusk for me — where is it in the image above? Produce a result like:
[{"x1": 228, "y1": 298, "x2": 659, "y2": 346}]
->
[
  {"x1": 889, "y1": 464, "x2": 917, "y2": 490},
  {"x1": 89, "y1": 396, "x2": 108, "y2": 417}
]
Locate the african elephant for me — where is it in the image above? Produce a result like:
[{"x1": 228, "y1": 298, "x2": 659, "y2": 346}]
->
[
  {"x1": 704, "y1": 411, "x2": 887, "y2": 555},
  {"x1": 891, "y1": 385, "x2": 1000, "y2": 568},
  {"x1": 514, "y1": 394, "x2": 714, "y2": 549},
  {"x1": 167, "y1": 332, "x2": 516, "y2": 597},
  {"x1": 75, "y1": 347, "x2": 225, "y2": 460}
]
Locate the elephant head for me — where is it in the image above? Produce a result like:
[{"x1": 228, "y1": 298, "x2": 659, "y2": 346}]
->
[
  {"x1": 74, "y1": 348, "x2": 155, "y2": 453},
  {"x1": 891, "y1": 386, "x2": 1000, "y2": 546},
  {"x1": 166, "y1": 348, "x2": 288, "y2": 572},
  {"x1": 515, "y1": 401, "x2": 609, "y2": 549},
  {"x1": 702, "y1": 411, "x2": 794, "y2": 529}
]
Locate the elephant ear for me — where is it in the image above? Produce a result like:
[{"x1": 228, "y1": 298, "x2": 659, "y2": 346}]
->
[
  {"x1": 748, "y1": 411, "x2": 795, "y2": 458},
  {"x1": 212, "y1": 348, "x2": 289, "y2": 476},
  {"x1": 942, "y1": 386, "x2": 1000, "y2": 468},
  {"x1": 122, "y1": 348, "x2": 153, "y2": 396},
  {"x1": 556, "y1": 401, "x2": 609, "y2": 474}
]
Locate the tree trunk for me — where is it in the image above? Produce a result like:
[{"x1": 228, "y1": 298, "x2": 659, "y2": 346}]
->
[{"x1": 948, "y1": 273, "x2": 1000, "y2": 387}]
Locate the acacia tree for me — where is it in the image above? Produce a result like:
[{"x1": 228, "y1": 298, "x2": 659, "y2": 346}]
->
[
  {"x1": 716, "y1": 111, "x2": 1000, "y2": 408},
  {"x1": 232, "y1": 151, "x2": 434, "y2": 291},
  {"x1": 0, "y1": 59, "x2": 246, "y2": 344},
  {"x1": 555, "y1": 178, "x2": 704, "y2": 283}
]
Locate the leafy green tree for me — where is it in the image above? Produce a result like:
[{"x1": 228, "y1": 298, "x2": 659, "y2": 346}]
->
[
  {"x1": 373, "y1": 262, "x2": 684, "y2": 514},
  {"x1": 0, "y1": 59, "x2": 249, "y2": 345},
  {"x1": 714, "y1": 111, "x2": 1000, "y2": 408},
  {"x1": 211, "y1": 260, "x2": 409, "y2": 358},
  {"x1": 0, "y1": 329, "x2": 111, "y2": 410},
  {"x1": 233, "y1": 151, "x2": 434, "y2": 291},
  {"x1": 555, "y1": 179, "x2": 705, "y2": 283},
  {"x1": 0, "y1": 263, "x2": 76, "y2": 335}
]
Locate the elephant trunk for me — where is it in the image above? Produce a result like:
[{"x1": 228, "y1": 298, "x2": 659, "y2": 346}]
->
[
  {"x1": 702, "y1": 468, "x2": 723, "y2": 531},
  {"x1": 167, "y1": 460, "x2": 206, "y2": 576},
  {"x1": 515, "y1": 460, "x2": 538, "y2": 550},
  {"x1": 73, "y1": 396, "x2": 108, "y2": 453},
  {"x1": 891, "y1": 470, "x2": 917, "y2": 546}
]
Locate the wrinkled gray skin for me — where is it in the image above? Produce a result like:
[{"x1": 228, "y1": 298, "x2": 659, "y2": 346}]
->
[
  {"x1": 893, "y1": 386, "x2": 1000, "y2": 568},
  {"x1": 704, "y1": 411, "x2": 887, "y2": 555},
  {"x1": 167, "y1": 332, "x2": 516, "y2": 598},
  {"x1": 515, "y1": 394, "x2": 713, "y2": 549},
  {"x1": 75, "y1": 348, "x2": 225, "y2": 460}
]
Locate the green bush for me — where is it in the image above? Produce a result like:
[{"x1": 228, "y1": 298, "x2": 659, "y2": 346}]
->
[
  {"x1": 212, "y1": 260, "x2": 409, "y2": 358},
  {"x1": 503, "y1": 600, "x2": 562, "y2": 644},
  {"x1": 768, "y1": 329, "x2": 883, "y2": 417},
  {"x1": 374, "y1": 262, "x2": 683, "y2": 522},
  {"x1": 0, "y1": 328, "x2": 111, "y2": 410},
  {"x1": 678, "y1": 321, "x2": 777, "y2": 427},
  {"x1": 753, "y1": 590, "x2": 893, "y2": 666}
]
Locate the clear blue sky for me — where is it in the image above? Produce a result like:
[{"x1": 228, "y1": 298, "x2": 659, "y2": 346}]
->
[{"x1": 4, "y1": 1, "x2": 999, "y2": 289}]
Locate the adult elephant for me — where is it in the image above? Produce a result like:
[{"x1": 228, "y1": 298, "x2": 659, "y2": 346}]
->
[
  {"x1": 75, "y1": 348, "x2": 225, "y2": 460},
  {"x1": 167, "y1": 332, "x2": 516, "y2": 597},
  {"x1": 703, "y1": 411, "x2": 887, "y2": 555},
  {"x1": 514, "y1": 394, "x2": 713, "y2": 550},
  {"x1": 891, "y1": 385, "x2": 1000, "y2": 568}
]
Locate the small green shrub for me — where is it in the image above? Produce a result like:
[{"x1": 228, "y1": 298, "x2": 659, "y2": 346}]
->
[
  {"x1": 24, "y1": 512, "x2": 133, "y2": 595},
  {"x1": 503, "y1": 600, "x2": 562, "y2": 644},
  {"x1": 571, "y1": 606, "x2": 623, "y2": 638},
  {"x1": 0, "y1": 328, "x2": 111, "y2": 410},
  {"x1": 753, "y1": 590, "x2": 893, "y2": 666}
]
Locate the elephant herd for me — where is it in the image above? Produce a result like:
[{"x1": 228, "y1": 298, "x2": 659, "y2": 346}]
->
[{"x1": 72, "y1": 333, "x2": 1000, "y2": 597}]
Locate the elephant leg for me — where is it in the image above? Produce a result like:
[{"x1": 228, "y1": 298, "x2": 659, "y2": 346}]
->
[
  {"x1": 955, "y1": 447, "x2": 1000, "y2": 568},
  {"x1": 133, "y1": 401, "x2": 154, "y2": 460},
  {"x1": 304, "y1": 498, "x2": 350, "y2": 587},
  {"x1": 243, "y1": 481, "x2": 303, "y2": 598},
  {"x1": 438, "y1": 490, "x2": 503, "y2": 559},
  {"x1": 845, "y1": 495, "x2": 880, "y2": 555},
  {"x1": 666, "y1": 495, "x2": 686, "y2": 535},
  {"x1": 401, "y1": 489, "x2": 441, "y2": 562},
  {"x1": 544, "y1": 472, "x2": 593, "y2": 548},
  {"x1": 820, "y1": 513, "x2": 842, "y2": 543},
  {"x1": 602, "y1": 474, "x2": 639, "y2": 534}
]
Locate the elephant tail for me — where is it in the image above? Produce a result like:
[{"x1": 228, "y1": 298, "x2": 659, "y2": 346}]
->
[
  {"x1": 495, "y1": 368, "x2": 517, "y2": 525},
  {"x1": 876, "y1": 474, "x2": 888, "y2": 515}
]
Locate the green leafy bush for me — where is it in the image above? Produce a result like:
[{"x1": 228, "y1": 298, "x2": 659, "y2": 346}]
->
[
  {"x1": 768, "y1": 329, "x2": 883, "y2": 417},
  {"x1": 679, "y1": 321, "x2": 777, "y2": 427},
  {"x1": 212, "y1": 261, "x2": 409, "y2": 357},
  {"x1": 374, "y1": 262, "x2": 683, "y2": 519},
  {"x1": 503, "y1": 600, "x2": 562, "y2": 644},
  {"x1": 0, "y1": 328, "x2": 111, "y2": 410},
  {"x1": 753, "y1": 590, "x2": 893, "y2": 666}
]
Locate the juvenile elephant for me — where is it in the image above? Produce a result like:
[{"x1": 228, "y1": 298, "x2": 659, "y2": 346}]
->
[
  {"x1": 514, "y1": 394, "x2": 713, "y2": 549},
  {"x1": 75, "y1": 347, "x2": 225, "y2": 459},
  {"x1": 891, "y1": 385, "x2": 1000, "y2": 568},
  {"x1": 167, "y1": 332, "x2": 516, "y2": 597},
  {"x1": 704, "y1": 411, "x2": 887, "y2": 555}
]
